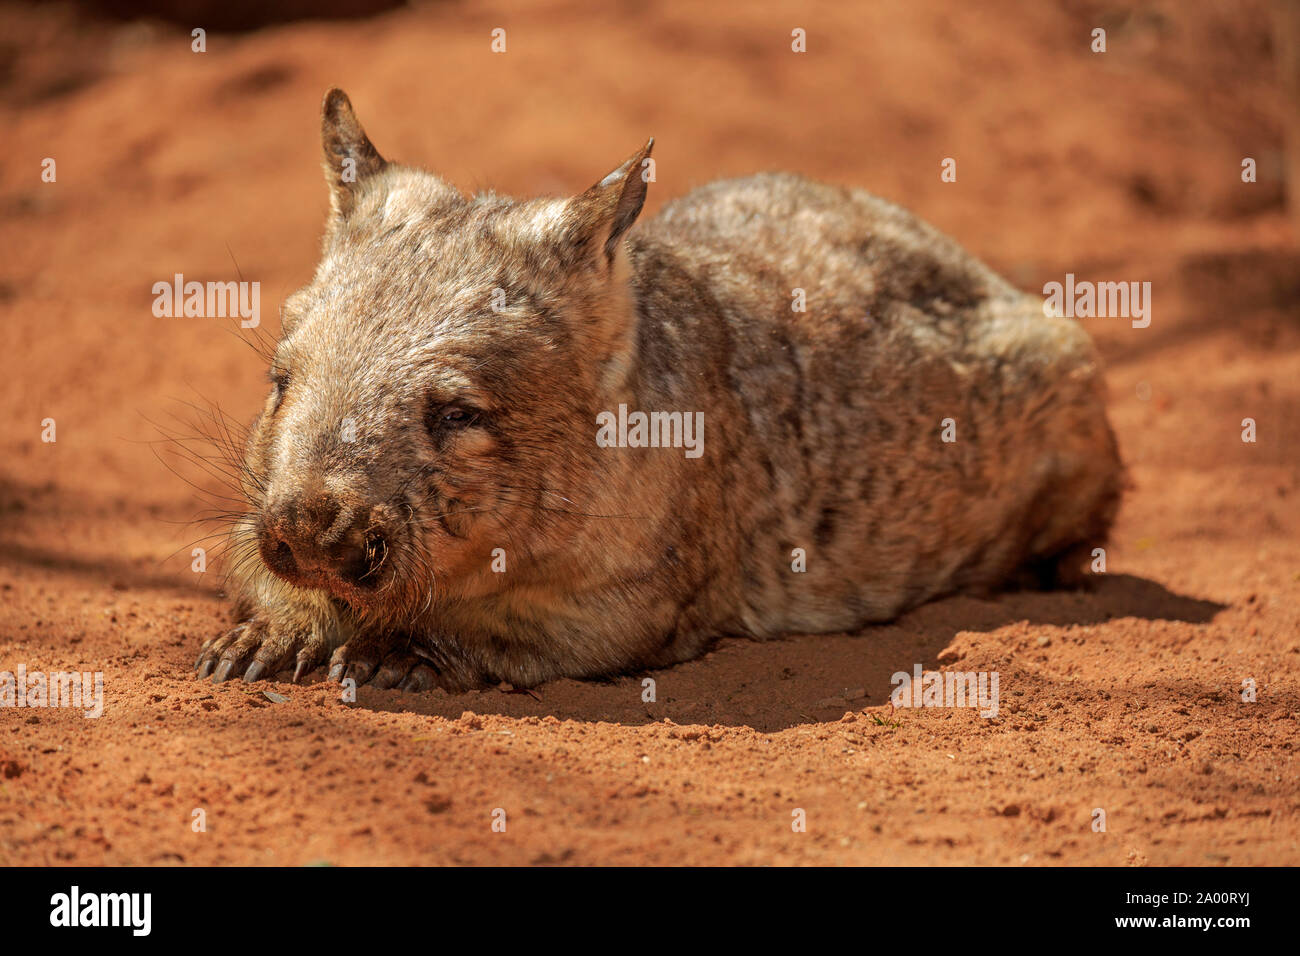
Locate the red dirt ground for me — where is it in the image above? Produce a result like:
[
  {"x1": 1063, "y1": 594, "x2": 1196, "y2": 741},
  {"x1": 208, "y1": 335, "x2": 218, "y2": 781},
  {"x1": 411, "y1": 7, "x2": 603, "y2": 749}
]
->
[{"x1": 1, "y1": 0, "x2": 1297, "y2": 865}]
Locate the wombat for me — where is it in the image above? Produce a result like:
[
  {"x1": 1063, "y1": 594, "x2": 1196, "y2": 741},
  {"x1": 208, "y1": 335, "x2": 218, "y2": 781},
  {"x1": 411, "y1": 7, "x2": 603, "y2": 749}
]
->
[{"x1": 194, "y1": 88, "x2": 1122, "y2": 691}]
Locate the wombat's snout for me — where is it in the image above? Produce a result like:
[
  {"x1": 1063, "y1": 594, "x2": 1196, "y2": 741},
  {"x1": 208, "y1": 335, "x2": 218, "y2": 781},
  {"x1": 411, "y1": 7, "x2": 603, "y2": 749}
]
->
[{"x1": 258, "y1": 492, "x2": 391, "y2": 592}]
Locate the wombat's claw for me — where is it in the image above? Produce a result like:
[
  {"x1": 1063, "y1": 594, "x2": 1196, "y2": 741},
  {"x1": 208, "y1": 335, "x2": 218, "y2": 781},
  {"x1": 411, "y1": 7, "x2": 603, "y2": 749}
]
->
[
  {"x1": 242, "y1": 660, "x2": 269, "y2": 682},
  {"x1": 214, "y1": 659, "x2": 239, "y2": 683},
  {"x1": 327, "y1": 639, "x2": 436, "y2": 691},
  {"x1": 194, "y1": 619, "x2": 331, "y2": 685},
  {"x1": 397, "y1": 665, "x2": 438, "y2": 692}
]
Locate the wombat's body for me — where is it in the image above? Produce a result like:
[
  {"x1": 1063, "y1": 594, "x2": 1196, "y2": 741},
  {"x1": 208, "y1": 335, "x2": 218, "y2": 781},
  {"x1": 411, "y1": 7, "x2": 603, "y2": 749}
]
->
[{"x1": 195, "y1": 91, "x2": 1121, "y2": 691}]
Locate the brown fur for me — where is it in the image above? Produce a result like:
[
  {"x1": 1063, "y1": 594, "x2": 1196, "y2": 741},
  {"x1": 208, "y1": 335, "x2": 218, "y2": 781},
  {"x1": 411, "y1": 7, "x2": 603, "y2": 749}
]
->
[{"x1": 194, "y1": 89, "x2": 1123, "y2": 691}]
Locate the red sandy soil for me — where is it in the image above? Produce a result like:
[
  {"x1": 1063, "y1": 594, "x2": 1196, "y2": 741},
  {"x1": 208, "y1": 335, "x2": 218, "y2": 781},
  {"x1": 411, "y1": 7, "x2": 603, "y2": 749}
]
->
[{"x1": 1, "y1": 0, "x2": 1297, "y2": 865}]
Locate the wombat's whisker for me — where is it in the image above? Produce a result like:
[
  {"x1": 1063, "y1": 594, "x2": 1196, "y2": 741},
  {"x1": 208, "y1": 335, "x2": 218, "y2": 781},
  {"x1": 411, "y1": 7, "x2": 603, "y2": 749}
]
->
[
  {"x1": 224, "y1": 323, "x2": 276, "y2": 366},
  {"x1": 148, "y1": 443, "x2": 252, "y2": 512},
  {"x1": 142, "y1": 403, "x2": 266, "y2": 507}
]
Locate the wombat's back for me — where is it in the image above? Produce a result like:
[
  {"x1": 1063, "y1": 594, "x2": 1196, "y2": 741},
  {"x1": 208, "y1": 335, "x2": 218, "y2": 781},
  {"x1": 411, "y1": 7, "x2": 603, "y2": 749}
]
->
[{"x1": 630, "y1": 173, "x2": 1122, "y2": 636}]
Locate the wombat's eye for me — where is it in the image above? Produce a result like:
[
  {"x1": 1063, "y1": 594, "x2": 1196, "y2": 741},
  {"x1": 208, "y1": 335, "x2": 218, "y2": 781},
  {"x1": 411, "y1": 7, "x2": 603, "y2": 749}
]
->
[
  {"x1": 268, "y1": 370, "x2": 289, "y2": 412},
  {"x1": 426, "y1": 403, "x2": 480, "y2": 435}
]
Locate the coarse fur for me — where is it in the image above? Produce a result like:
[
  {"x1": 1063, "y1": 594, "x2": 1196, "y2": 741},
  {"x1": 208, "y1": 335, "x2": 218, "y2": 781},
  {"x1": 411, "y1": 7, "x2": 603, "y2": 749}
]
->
[{"x1": 194, "y1": 89, "x2": 1123, "y2": 691}]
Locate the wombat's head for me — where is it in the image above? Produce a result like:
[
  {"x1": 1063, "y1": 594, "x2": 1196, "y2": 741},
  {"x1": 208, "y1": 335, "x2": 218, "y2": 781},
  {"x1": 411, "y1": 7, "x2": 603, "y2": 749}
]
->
[{"x1": 244, "y1": 89, "x2": 652, "y2": 614}]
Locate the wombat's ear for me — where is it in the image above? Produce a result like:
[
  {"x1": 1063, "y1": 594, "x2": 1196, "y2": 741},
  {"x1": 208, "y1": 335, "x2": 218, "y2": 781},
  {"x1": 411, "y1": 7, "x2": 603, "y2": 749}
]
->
[
  {"x1": 568, "y1": 138, "x2": 654, "y2": 267},
  {"x1": 320, "y1": 88, "x2": 387, "y2": 220}
]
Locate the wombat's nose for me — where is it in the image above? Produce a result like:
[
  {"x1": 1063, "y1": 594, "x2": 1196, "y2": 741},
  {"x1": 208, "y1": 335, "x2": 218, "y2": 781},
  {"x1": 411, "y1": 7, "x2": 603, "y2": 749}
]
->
[{"x1": 258, "y1": 496, "x2": 388, "y2": 588}]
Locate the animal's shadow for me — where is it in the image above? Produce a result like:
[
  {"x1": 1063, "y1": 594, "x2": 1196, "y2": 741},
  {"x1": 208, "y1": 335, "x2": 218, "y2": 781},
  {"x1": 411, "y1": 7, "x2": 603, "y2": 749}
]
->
[{"x1": 347, "y1": 573, "x2": 1226, "y2": 732}]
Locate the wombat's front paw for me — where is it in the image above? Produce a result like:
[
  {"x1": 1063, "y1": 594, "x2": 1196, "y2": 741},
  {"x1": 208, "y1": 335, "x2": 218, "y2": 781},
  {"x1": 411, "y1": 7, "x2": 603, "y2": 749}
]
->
[
  {"x1": 195, "y1": 617, "x2": 332, "y2": 685},
  {"x1": 326, "y1": 632, "x2": 439, "y2": 692}
]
